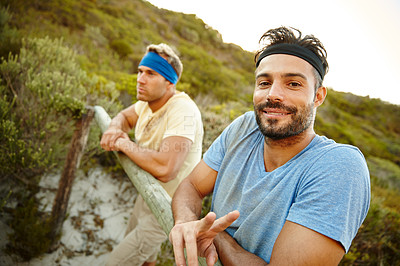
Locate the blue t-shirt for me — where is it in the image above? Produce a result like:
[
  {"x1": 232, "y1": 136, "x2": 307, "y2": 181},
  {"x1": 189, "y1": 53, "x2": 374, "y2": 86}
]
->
[{"x1": 203, "y1": 111, "x2": 370, "y2": 263}]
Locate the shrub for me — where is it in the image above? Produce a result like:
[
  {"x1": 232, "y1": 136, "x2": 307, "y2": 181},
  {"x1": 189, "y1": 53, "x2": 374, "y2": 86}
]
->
[
  {"x1": 0, "y1": 35, "x2": 121, "y2": 260},
  {"x1": 110, "y1": 39, "x2": 133, "y2": 58},
  {"x1": 341, "y1": 199, "x2": 400, "y2": 265},
  {"x1": 0, "y1": 7, "x2": 22, "y2": 59},
  {"x1": 368, "y1": 156, "x2": 400, "y2": 192},
  {"x1": 6, "y1": 196, "x2": 53, "y2": 261},
  {"x1": 0, "y1": 37, "x2": 86, "y2": 180}
]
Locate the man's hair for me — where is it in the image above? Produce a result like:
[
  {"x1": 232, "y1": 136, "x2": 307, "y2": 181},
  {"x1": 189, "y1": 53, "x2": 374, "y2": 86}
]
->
[
  {"x1": 254, "y1": 27, "x2": 328, "y2": 90},
  {"x1": 146, "y1": 43, "x2": 183, "y2": 79}
]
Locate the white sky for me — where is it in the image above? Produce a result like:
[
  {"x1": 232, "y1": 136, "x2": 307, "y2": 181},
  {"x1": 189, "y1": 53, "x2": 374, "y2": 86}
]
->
[{"x1": 147, "y1": 0, "x2": 400, "y2": 105}]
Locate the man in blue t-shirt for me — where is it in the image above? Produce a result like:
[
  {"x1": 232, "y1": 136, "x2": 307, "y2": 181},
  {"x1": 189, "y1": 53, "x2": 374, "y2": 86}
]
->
[{"x1": 169, "y1": 26, "x2": 370, "y2": 265}]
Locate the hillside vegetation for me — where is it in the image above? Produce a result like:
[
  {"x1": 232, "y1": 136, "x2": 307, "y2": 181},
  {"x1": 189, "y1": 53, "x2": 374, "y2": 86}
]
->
[{"x1": 1, "y1": 0, "x2": 399, "y2": 264}]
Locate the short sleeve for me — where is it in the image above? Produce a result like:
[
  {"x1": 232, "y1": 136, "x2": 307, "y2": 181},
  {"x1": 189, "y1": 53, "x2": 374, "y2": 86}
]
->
[
  {"x1": 287, "y1": 146, "x2": 371, "y2": 252},
  {"x1": 203, "y1": 113, "x2": 248, "y2": 172},
  {"x1": 203, "y1": 132, "x2": 227, "y2": 172}
]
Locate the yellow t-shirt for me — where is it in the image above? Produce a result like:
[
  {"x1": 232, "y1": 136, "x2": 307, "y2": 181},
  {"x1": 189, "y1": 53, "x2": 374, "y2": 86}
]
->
[{"x1": 134, "y1": 91, "x2": 203, "y2": 197}]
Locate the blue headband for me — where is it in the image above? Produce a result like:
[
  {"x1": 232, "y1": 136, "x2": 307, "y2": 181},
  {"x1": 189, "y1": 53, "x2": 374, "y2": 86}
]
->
[
  {"x1": 139, "y1": 52, "x2": 179, "y2": 84},
  {"x1": 256, "y1": 43, "x2": 326, "y2": 79}
]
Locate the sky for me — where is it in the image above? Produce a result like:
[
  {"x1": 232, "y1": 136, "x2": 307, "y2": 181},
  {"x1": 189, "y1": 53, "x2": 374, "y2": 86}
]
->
[{"x1": 147, "y1": 0, "x2": 400, "y2": 105}]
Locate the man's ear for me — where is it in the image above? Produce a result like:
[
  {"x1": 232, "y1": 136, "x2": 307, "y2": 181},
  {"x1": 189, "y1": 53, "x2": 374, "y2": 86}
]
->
[
  {"x1": 314, "y1": 86, "x2": 327, "y2": 108},
  {"x1": 166, "y1": 81, "x2": 175, "y2": 91}
]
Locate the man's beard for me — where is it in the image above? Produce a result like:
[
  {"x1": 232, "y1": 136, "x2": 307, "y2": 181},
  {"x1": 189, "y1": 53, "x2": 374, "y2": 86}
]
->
[{"x1": 254, "y1": 101, "x2": 314, "y2": 140}]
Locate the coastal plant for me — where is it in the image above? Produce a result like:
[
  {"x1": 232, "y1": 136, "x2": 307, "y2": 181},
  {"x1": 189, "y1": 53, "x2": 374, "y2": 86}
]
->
[{"x1": 0, "y1": 34, "x2": 121, "y2": 260}]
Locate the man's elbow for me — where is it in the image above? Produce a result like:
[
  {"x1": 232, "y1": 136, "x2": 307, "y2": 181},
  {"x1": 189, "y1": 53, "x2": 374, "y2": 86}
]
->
[{"x1": 153, "y1": 165, "x2": 178, "y2": 183}]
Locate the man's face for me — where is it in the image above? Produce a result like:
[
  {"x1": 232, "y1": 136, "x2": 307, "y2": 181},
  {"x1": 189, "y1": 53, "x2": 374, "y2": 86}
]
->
[
  {"x1": 253, "y1": 54, "x2": 320, "y2": 140},
  {"x1": 136, "y1": 65, "x2": 171, "y2": 103}
]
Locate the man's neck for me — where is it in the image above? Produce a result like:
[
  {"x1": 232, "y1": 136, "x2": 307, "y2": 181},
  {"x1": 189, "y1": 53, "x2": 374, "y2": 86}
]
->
[
  {"x1": 263, "y1": 129, "x2": 316, "y2": 172},
  {"x1": 148, "y1": 90, "x2": 176, "y2": 113}
]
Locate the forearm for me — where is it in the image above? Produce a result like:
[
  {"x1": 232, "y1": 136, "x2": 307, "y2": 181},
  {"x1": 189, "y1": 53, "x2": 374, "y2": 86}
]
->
[
  {"x1": 169, "y1": 162, "x2": 235, "y2": 266},
  {"x1": 108, "y1": 112, "x2": 133, "y2": 133},
  {"x1": 215, "y1": 231, "x2": 268, "y2": 265},
  {"x1": 117, "y1": 139, "x2": 175, "y2": 182},
  {"x1": 107, "y1": 104, "x2": 138, "y2": 133},
  {"x1": 172, "y1": 160, "x2": 218, "y2": 224},
  {"x1": 172, "y1": 178, "x2": 204, "y2": 224}
]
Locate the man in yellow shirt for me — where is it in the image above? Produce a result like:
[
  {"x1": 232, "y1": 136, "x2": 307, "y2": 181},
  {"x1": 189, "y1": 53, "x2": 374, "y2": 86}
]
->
[{"x1": 101, "y1": 43, "x2": 203, "y2": 266}]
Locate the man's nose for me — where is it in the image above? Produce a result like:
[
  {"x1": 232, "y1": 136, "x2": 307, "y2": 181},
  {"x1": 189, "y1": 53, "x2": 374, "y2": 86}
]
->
[
  {"x1": 267, "y1": 82, "x2": 284, "y2": 102},
  {"x1": 137, "y1": 73, "x2": 146, "y2": 84}
]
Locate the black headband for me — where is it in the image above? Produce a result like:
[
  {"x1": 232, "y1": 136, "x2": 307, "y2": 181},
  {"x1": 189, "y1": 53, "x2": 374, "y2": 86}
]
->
[{"x1": 255, "y1": 43, "x2": 326, "y2": 79}]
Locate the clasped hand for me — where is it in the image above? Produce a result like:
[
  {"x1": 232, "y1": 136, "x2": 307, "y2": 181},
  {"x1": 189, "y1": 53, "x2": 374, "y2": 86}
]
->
[
  {"x1": 100, "y1": 127, "x2": 130, "y2": 151},
  {"x1": 169, "y1": 211, "x2": 240, "y2": 266}
]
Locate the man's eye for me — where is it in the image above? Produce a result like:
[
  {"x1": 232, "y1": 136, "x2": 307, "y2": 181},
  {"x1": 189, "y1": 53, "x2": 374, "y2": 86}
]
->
[
  {"x1": 258, "y1": 81, "x2": 270, "y2": 88},
  {"x1": 289, "y1": 82, "x2": 301, "y2": 87}
]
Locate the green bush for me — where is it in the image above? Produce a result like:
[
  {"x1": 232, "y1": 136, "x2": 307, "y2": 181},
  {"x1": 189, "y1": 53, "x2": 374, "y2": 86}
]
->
[
  {"x1": 0, "y1": 37, "x2": 86, "y2": 180},
  {"x1": 110, "y1": 39, "x2": 133, "y2": 58},
  {"x1": 368, "y1": 157, "x2": 400, "y2": 191},
  {"x1": 0, "y1": 7, "x2": 21, "y2": 59},
  {"x1": 0, "y1": 35, "x2": 122, "y2": 260},
  {"x1": 200, "y1": 106, "x2": 233, "y2": 153},
  {"x1": 341, "y1": 199, "x2": 400, "y2": 265},
  {"x1": 6, "y1": 196, "x2": 53, "y2": 261}
]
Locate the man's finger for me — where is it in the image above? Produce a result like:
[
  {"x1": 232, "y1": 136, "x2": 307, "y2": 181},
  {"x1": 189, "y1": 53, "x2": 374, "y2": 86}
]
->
[
  {"x1": 183, "y1": 228, "x2": 199, "y2": 266},
  {"x1": 170, "y1": 228, "x2": 188, "y2": 266},
  {"x1": 210, "y1": 210, "x2": 240, "y2": 233},
  {"x1": 196, "y1": 212, "x2": 216, "y2": 233},
  {"x1": 100, "y1": 135, "x2": 112, "y2": 151}
]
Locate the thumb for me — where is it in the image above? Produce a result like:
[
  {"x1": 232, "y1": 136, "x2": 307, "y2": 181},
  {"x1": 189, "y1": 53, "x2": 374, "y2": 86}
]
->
[{"x1": 210, "y1": 210, "x2": 240, "y2": 233}]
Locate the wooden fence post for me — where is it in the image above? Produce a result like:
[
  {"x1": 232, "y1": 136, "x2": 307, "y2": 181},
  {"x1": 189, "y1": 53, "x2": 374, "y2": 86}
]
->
[
  {"x1": 94, "y1": 106, "x2": 221, "y2": 266},
  {"x1": 94, "y1": 106, "x2": 173, "y2": 234},
  {"x1": 48, "y1": 107, "x2": 95, "y2": 250}
]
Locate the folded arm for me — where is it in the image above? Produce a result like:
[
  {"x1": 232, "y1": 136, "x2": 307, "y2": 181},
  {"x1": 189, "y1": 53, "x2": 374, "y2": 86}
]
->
[
  {"x1": 170, "y1": 160, "x2": 345, "y2": 265},
  {"x1": 100, "y1": 104, "x2": 192, "y2": 182},
  {"x1": 114, "y1": 135, "x2": 192, "y2": 182},
  {"x1": 100, "y1": 104, "x2": 138, "y2": 150},
  {"x1": 214, "y1": 220, "x2": 345, "y2": 265},
  {"x1": 214, "y1": 231, "x2": 268, "y2": 265}
]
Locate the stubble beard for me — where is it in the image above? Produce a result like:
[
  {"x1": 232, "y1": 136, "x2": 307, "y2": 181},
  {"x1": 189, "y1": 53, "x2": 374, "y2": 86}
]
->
[{"x1": 254, "y1": 101, "x2": 315, "y2": 141}]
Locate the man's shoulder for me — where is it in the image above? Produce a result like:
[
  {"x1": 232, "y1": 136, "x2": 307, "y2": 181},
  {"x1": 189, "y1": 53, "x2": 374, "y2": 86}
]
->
[
  {"x1": 217, "y1": 111, "x2": 260, "y2": 148},
  {"x1": 170, "y1": 91, "x2": 193, "y2": 103},
  {"x1": 167, "y1": 92, "x2": 201, "y2": 112},
  {"x1": 312, "y1": 136, "x2": 364, "y2": 156},
  {"x1": 227, "y1": 111, "x2": 258, "y2": 134},
  {"x1": 307, "y1": 136, "x2": 367, "y2": 169}
]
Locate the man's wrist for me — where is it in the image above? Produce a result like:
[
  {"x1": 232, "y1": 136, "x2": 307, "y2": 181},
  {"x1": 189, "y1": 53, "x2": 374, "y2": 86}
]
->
[
  {"x1": 173, "y1": 214, "x2": 199, "y2": 225},
  {"x1": 174, "y1": 220, "x2": 186, "y2": 225},
  {"x1": 115, "y1": 137, "x2": 131, "y2": 151},
  {"x1": 107, "y1": 124, "x2": 122, "y2": 131}
]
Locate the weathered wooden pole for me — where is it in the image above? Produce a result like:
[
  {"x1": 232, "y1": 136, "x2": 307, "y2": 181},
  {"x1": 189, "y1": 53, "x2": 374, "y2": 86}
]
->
[
  {"x1": 94, "y1": 105, "x2": 173, "y2": 234},
  {"x1": 94, "y1": 105, "x2": 220, "y2": 266},
  {"x1": 48, "y1": 107, "x2": 95, "y2": 250}
]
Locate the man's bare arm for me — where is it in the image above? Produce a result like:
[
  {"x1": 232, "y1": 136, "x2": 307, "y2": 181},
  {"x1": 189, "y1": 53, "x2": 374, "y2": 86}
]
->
[
  {"x1": 269, "y1": 221, "x2": 344, "y2": 265},
  {"x1": 215, "y1": 220, "x2": 345, "y2": 265},
  {"x1": 214, "y1": 231, "x2": 268, "y2": 265},
  {"x1": 172, "y1": 160, "x2": 217, "y2": 223},
  {"x1": 114, "y1": 135, "x2": 192, "y2": 182},
  {"x1": 101, "y1": 104, "x2": 194, "y2": 182},
  {"x1": 100, "y1": 104, "x2": 138, "y2": 151},
  {"x1": 170, "y1": 160, "x2": 240, "y2": 266}
]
